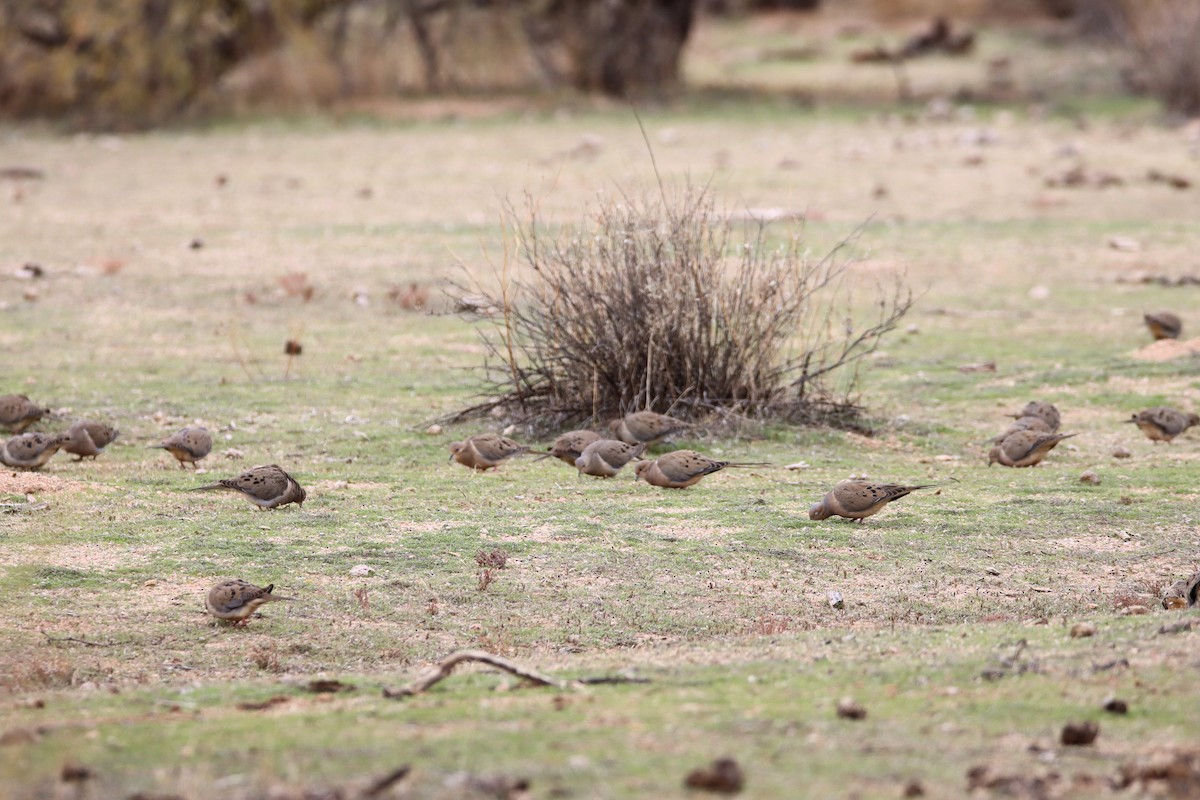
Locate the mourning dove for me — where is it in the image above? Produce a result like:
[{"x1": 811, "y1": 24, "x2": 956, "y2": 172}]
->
[
  {"x1": 61, "y1": 420, "x2": 119, "y2": 461},
  {"x1": 545, "y1": 429, "x2": 602, "y2": 466},
  {"x1": 808, "y1": 480, "x2": 932, "y2": 522},
  {"x1": 205, "y1": 579, "x2": 291, "y2": 626},
  {"x1": 191, "y1": 464, "x2": 306, "y2": 509},
  {"x1": 1010, "y1": 401, "x2": 1060, "y2": 432},
  {"x1": 575, "y1": 439, "x2": 644, "y2": 478},
  {"x1": 988, "y1": 430, "x2": 1076, "y2": 467},
  {"x1": 1125, "y1": 407, "x2": 1200, "y2": 443},
  {"x1": 149, "y1": 426, "x2": 213, "y2": 468},
  {"x1": 633, "y1": 450, "x2": 737, "y2": 489},
  {"x1": 608, "y1": 411, "x2": 689, "y2": 446},
  {"x1": 0, "y1": 432, "x2": 65, "y2": 470},
  {"x1": 0, "y1": 394, "x2": 47, "y2": 433},
  {"x1": 989, "y1": 414, "x2": 1052, "y2": 443},
  {"x1": 448, "y1": 433, "x2": 530, "y2": 471},
  {"x1": 1144, "y1": 311, "x2": 1182, "y2": 341}
]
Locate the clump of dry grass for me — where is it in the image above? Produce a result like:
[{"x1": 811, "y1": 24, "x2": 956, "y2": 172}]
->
[{"x1": 450, "y1": 184, "x2": 912, "y2": 433}]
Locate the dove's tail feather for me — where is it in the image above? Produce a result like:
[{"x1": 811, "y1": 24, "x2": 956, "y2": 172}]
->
[
  {"x1": 189, "y1": 483, "x2": 228, "y2": 491},
  {"x1": 725, "y1": 462, "x2": 774, "y2": 468}
]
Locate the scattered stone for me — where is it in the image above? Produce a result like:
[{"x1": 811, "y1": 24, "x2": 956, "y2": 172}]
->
[
  {"x1": 836, "y1": 697, "x2": 867, "y2": 720},
  {"x1": 188, "y1": 238, "x2": 204, "y2": 250},
  {"x1": 1069, "y1": 622, "x2": 1097, "y2": 638},
  {"x1": 902, "y1": 778, "x2": 925, "y2": 797},
  {"x1": 60, "y1": 761, "x2": 94, "y2": 782},
  {"x1": 1078, "y1": 470, "x2": 1100, "y2": 485},
  {"x1": 784, "y1": 461, "x2": 810, "y2": 470},
  {"x1": 684, "y1": 757, "x2": 745, "y2": 794},
  {"x1": 1107, "y1": 235, "x2": 1140, "y2": 252},
  {"x1": 350, "y1": 564, "x2": 375, "y2": 578},
  {"x1": 426, "y1": 424, "x2": 443, "y2": 435},
  {"x1": 827, "y1": 591, "x2": 845, "y2": 610},
  {"x1": 1111, "y1": 446, "x2": 1131, "y2": 459},
  {"x1": 1060, "y1": 721, "x2": 1099, "y2": 746}
]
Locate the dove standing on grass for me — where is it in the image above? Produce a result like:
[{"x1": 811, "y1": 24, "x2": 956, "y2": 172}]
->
[
  {"x1": 191, "y1": 464, "x2": 306, "y2": 509},
  {"x1": 149, "y1": 426, "x2": 213, "y2": 469},
  {"x1": 634, "y1": 450, "x2": 763, "y2": 489},
  {"x1": 0, "y1": 394, "x2": 47, "y2": 433},
  {"x1": 989, "y1": 415, "x2": 1052, "y2": 443},
  {"x1": 448, "y1": 433, "x2": 532, "y2": 471},
  {"x1": 544, "y1": 429, "x2": 602, "y2": 466},
  {"x1": 988, "y1": 430, "x2": 1076, "y2": 467},
  {"x1": 608, "y1": 411, "x2": 689, "y2": 446},
  {"x1": 1125, "y1": 407, "x2": 1200, "y2": 443},
  {"x1": 61, "y1": 420, "x2": 119, "y2": 461},
  {"x1": 808, "y1": 480, "x2": 933, "y2": 522},
  {"x1": 0, "y1": 432, "x2": 65, "y2": 470},
  {"x1": 206, "y1": 579, "x2": 291, "y2": 626},
  {"x1": 575, "y1": 439, "x2": 644, "y2": 478},
  {"x1": 1144, "y1": 311, "x2": 1182, "y2": 341},
  {"x1": 1010, "y1": 401, "x2": 1060, "y2": 432}
]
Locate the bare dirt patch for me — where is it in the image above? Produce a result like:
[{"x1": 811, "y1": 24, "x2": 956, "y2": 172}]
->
[{"x1": 0, "y1": 472, "x2": 90, "y2": 495}]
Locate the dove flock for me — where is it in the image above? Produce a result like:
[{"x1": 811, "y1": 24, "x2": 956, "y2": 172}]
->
[{"x1": 6, "y1": 363, "x2": 1196, "y2": 627}]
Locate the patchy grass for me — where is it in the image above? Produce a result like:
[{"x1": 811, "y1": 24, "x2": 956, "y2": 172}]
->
[{"x1": 3, "y1": 16, "x2": 1200, "y2": 800}]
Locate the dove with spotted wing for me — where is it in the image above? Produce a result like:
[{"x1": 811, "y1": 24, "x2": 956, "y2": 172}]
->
[
  {"x1": 1125, "y1": 407, "x2": 1199, "y2": 443},
  {"x1": 448, "y1": 433, "x2": 531, "y2": 471},
  {"x1": 61, "y1": 420, "x2": 119, "y2": 461},
  {"x1": 988, "y1": 431, "x2": 1076, "y2": 467},
  {"x1": 1010, "y1": 401, "x2": 1060, "y2": 432},
  {"x1": 808, "y1": 480, "x2": 933, "y2": 522},
  {"x1": 608, "y1": 411, "x2": 689, "y2": 446},
  {"x1": 0, "y1": 432, "x2": 65, "y2": 470},
  {"x1": 575, "y1": 439, "x2": 644, "y2": 478},
  {"x1": 633, "y1": 450, "x2": 764, "y2": 489},
  {"x1": 545, "y1": 430, "x2": 602, "y2": 466},
  {"x1": 205, "y1": 579, "x2": 292, "y2": 626},
  {"x1": 0, "y1": 394, "x2": 47, "y2": 433},
  {"x1": 1144, "y1": 311, "x2": 1182, "y2": 341},
  {"x1": 191, "y1": 464, "x2": 306, "y2": 509},
  {"x1": 149, "y1": 426, "x2": 213, "y2": 468}
]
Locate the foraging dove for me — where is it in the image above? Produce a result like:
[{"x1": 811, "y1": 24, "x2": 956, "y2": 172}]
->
[
  {"x1": 633, "y1": 450, "x2": 735, "y2": 489},
  {"x1": 1125, "y1": 407, "x2": 1200, "y2": 443},
  {"x1": 575, "y1": 439, "x2": 644, "y2": 478},
  {"x1": 988, "y1": 430, "x2": 1076, "y2": 467},
  {"x1": 191, "y1": 464, "x2": 306, "y2": 509},
  {"x1": 989, "y1": 414, "x2": 1052, "y2": 444},
  {"x1": 1010, "y1": 401, "x2": 1060, "y2": 432},
  {"x1": 149, "y1": 426, "x2": 213, "y2": 469},
  {"x1": 608, "y1": 411, "x2": 689, "y2": 446},
  {"x1": 1144, "y1": 311, "x2": 1182, "y2": 341},
  {"x1": 546, "y1": 429, "x2": 602, "y2": 466},
  {"x1": 0, "y1": 394, "x2": 47, "y2": 433},
  {"x1": 0, "y1": 432, "x2": 65, "y2": 470},
  {"x1": 61, "y1": 420, "x2": 119, "y2": 461},
  {"x1": 808, "y1": 480, "x2": 932, "y2": 522},
  {"x1": 205, "y1": 579, "x2": 291, "y2": 626},
  {"x1": 448, "y1": 433, "x2": 530, "y2": 471}
]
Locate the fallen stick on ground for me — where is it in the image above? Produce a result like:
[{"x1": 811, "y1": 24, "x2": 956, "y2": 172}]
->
[{"x1": 382, "y1": 649, "x2": 568, "y2": 698}]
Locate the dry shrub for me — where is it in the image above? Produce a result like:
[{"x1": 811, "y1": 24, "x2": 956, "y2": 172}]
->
[
  {"x1": 475, "y1": 548, "x2": 509, "y2": 570},
  {"x1": 449, "y1": 184, "x2": 912, "y2": 432},
  {"x1": 1120, "y1": 0, "x2": 1200, "y2": 116}
]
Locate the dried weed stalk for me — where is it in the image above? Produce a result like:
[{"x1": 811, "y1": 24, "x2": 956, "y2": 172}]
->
[{"x1": 448, "y1": 185, "x2": 912, "y2": 432}]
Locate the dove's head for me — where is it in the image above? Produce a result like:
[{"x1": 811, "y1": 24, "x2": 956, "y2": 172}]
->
[
  {"x1": 633, "y1": 461, "x2": 651, "y2": 482},
  {"x1": 986, "y1": 446, "x2": 1001, "y2": 466},
  {"x1": 448, "y1": 441, "x2": 464, "y2": 462},
  {"x1": 808, "y1": 501, "x2": 831, "y2": 520}
]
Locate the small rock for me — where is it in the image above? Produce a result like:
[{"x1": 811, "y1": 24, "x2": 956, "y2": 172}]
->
[
  {"x1": 1107, "y1": 235, "x2": 1140, "y2": 252},
  {"x1": 836, "y1": 697, "x2": 867, "y2": 720},
  {"x1": 905, "y1": 323, "x2": 919, "y2": 334},
  {"x1": 1102, "y1": 698, "x2": 1128, "y2": 714},
  {"x1": 784, "y1": 461, "x2": 810, "y2": 470},
  {"x1": 188, "y1": 238, "x2": 204, "y2": 250},
  {"x1": 1060, "y1": 721, "x2": 1099, "y2": 746},
  {"x1": 349, "y1": 565, "x2": 375, "y2": 578},
  {"x1": 425, "y1": 424, "x2": 443, "y2": 435},
  {"x1": 827, "y1": 591, "x2": 845, "y2": 610},
  {"x1": 60, "y1": 761, "x2": 94, "y2": 782},
  {"x1": 1078, "y1": 470, "x2": 1100, "y2": 485},
  {"x1": 1070, "y1": 621, "x2": 1097, "y2": 638},
  {"x1": 1028, "y1": 285, "x2": 1050, "y2": 300},
  {"x1": 902, "y1": 778, "x2": 926, "y2": 797},
  {"x1": 1111, "y1": 446, "x2": 1131, "y2": 459}
]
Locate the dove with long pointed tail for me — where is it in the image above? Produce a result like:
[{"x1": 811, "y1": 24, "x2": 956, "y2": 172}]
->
[
  {"x1": 205, "y1": 579, "x2": 292, "y2": 626},
  {"x1": 608, "y1": 411, "x2": 689, "y2": 446},
  {"x1": 808, "y1": 480, "x2": 933, "y2": 522},
  {"x1": 634, "y1": 450, "x2": 765, "y2": 489},
  {"x1": 191, "y1": 464, "x2": 306, "y2": 509},
  {"x1": 61, "y1": 420, "x2": 119, "y2": 461},
  {"x1": 448, "y1": 433, "x2": 531, "y2": 471},
  {"x1": 1125, "y1": 407, "x2": 1199, "y2": 443}
]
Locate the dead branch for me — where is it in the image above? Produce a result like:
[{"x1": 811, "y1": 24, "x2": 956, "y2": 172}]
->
[
  {"x1": 382, "y1": 649, "x2": 568, "y2": 698},
  {"x1": 42, "y1": 633, "x2": 114, "y2": 648}
]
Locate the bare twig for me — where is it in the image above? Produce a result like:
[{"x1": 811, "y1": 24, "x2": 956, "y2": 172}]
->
[
  {"x1": 362, "y1": 765, "x2": 412, "y2": 798},
  {"x1": 42, "y1": 633, "x2": 114, "y2": 648},
  {"x1": 382, "y1": 649, "x2": 568, "y2": 698}
]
